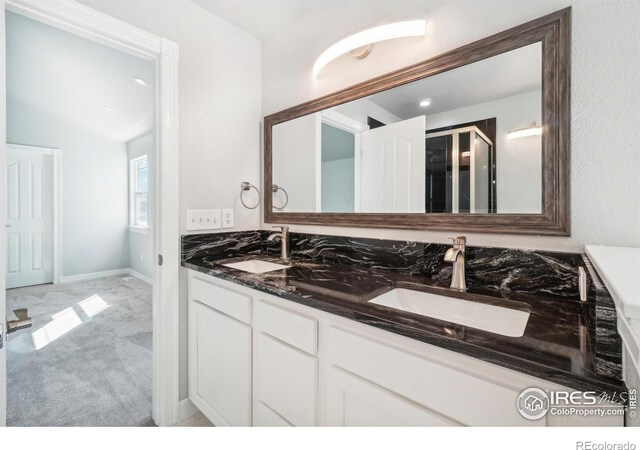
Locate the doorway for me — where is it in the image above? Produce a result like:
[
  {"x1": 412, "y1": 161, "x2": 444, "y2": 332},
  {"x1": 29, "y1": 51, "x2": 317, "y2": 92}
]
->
[
  {"x1": 5, "y1": 10, "x2": 156, "y2": 426},
  {"x1": 0, "y1": 0, "x2": 180, "y2": 427}
]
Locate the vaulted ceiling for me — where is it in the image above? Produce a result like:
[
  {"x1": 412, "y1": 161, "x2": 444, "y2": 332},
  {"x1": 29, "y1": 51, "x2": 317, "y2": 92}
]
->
[{"x1": 6, "y1": 11, "x2": 155, "y2": 142}]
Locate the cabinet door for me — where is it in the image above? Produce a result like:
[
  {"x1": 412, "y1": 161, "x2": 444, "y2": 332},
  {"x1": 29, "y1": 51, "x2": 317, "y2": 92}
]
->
[
  {"x1": 253, "y1": 331, "x2": 318, "y2": 426},
  {"x1": 189, "y1": 300, "x2": 251, "y2": 426},
  {"x1": 325, "y1": 367, "x2": 460, "y2": 426}
]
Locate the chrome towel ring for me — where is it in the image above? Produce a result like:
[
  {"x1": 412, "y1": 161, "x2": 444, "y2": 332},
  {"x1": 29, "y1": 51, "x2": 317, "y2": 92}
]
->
[
  {"x1": 240, "y1": 182, "x2": 260, "y2": 209},
  {"x1": 272, "y1": 184, "x2": 289, "y2": 210}
]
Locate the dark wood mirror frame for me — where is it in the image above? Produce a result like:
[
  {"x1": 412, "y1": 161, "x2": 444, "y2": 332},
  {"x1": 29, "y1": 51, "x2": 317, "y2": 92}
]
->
[{"x1": 264, "y1": 8, "x2": 570, "y2": 236}]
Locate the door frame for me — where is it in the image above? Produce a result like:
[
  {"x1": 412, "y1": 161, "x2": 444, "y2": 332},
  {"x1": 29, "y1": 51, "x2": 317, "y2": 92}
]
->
[
  {"x1": 6, "y1": 144, "x2": 61, "y2": 286},
  {"x1": 0, "y1": 0, "x2": 180, "y2": 426}
]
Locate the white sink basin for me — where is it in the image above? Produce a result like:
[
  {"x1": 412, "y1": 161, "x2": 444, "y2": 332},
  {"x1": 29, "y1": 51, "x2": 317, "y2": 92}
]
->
[
  {"x1": 369, "y1": 288, "x2": 530, "y2": 337},
  {"x1": 221, "y1": 259, "x2": 290, "y2": 274}
]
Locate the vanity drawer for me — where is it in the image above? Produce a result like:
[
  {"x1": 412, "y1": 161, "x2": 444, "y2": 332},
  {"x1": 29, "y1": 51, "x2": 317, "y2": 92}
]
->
[
  {"x1": 189, "y1": 272, "x2": 252, "y2": 324},
  {"x1": 254, "y1": 331, "x2": 318, "y2": 426},
  {"x1": 255, "y1": 299, "x2": 317, "y2": 354},
  {"x1": 325, "y1": 326, "x2": 543, "y2": 426}
]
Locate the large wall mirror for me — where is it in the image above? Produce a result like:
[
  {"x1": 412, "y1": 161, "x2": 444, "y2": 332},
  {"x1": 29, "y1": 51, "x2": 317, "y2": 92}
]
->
[{"x1": 264, "y1": 8, "x2": 570, "y2": 235}]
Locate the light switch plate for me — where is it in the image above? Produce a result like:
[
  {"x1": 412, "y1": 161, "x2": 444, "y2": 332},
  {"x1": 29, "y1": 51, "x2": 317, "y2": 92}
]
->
[
  {"x1": 187, "y1": 209, "x2": 222, "y2": 231},
  {"x1": 222, "y1": 208, "x2": 234, "y2": 228},
  {"x1": 211, "y1": 209, "x2": 221, "y2": 229}
]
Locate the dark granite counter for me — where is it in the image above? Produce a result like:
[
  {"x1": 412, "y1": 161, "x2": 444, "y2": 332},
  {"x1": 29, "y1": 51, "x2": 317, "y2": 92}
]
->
[{"x1": 182, "y1": 231, "x2": 627, "y2": 397}]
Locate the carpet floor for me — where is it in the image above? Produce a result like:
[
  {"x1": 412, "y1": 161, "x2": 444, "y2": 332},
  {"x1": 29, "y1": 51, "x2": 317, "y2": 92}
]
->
[{"x1": 6, "y1": 275, "x2": 153, "y2": 426}]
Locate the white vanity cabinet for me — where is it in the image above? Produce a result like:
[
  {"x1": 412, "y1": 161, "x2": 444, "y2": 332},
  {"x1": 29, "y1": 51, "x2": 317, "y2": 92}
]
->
[
  {"x1": 187, "y1": 269, "x2": 624, "y2": 427},
  {"x1": 188, "y1": 272, "x2": 252, "y2": 426}
]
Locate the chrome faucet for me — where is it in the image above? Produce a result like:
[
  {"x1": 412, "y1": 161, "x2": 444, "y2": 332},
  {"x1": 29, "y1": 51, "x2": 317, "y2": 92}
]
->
[
  {"x1": 267, "y1": 225, "x2": 290, "y2": 261},
  {"x1": 444, "y1": 236, "x2": 467, "y2": 291}
]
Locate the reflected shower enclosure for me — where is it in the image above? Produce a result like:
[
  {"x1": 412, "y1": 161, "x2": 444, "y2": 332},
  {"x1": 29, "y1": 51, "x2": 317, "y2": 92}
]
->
[{"x1": 426, "y1": 124, "x2": 496, "y2": 214}]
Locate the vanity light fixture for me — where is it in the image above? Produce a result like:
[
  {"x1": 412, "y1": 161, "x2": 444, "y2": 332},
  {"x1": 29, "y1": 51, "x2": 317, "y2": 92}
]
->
[
  {"x1": 313, "y1": 19, "x2": 426, "y2": 79},
  {"x1": 507, "y1": 124, "x2": 542, "y2": 140},
  {"x1": 133, "y1": 77, "x2": 148, "y2": 87},
  {"x1": 419, "y1": 98, "x2": 432, "y2": 107}
]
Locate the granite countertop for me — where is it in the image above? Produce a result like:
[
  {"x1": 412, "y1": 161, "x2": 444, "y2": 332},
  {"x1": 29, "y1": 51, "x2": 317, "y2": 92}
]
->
[{"x1": 183, "y1": 248, "x2": 627, "y2": 397}]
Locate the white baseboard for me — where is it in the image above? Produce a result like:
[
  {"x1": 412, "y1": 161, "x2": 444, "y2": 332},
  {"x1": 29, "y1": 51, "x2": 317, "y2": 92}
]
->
[
  {"x1": 59, "y1": 268, "x2": 129, "y2": 283},
  {"x1": 59, "y1": 267, "x2": 153, "y2": 284},
  {"x1": 178, "y1": 398, "x2": 199, "y2": 422},
  {"x1": 127, "y1": 268, "x2": 153, "y2": 285}
]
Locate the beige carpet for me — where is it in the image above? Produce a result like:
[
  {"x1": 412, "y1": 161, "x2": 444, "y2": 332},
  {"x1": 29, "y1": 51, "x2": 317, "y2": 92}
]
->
[{"x1": 6, "y1": 275, "x2": 153, "y2": 426}]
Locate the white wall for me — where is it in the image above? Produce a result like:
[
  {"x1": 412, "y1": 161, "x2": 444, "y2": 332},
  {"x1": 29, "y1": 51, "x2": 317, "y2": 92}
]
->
[
  {"x1": 334, "y1": 98, "x2": 402, "y2": 126},
  {"x1": 77, "y1": 0, "x2": 262, "y2": 400},
  {"x1": 127, "y1": 132, "x2": 154, "y2": 280},
  {"x1": 426, "y1": 90, "x2": 542, "y2": 214},
  {"x1": 7, "y1": 98, "x2": 129, "y2": 277},
  {"x1": 262, "y1": 0, "x2": 640, "y2": 252}
]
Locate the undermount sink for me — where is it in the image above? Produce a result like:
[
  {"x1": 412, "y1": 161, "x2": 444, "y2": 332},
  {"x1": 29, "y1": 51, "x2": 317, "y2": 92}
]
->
[
  {"x1": 221, "y1": 259, "x2": 290, "y2": 274},
  {"x1": 369, "y1": 288, "x2": 530, "y2": 337}
]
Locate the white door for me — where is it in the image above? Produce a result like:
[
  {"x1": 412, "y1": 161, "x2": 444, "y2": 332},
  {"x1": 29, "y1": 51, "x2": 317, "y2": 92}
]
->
[
  {"x1": 5, "y1": 146, "x2": 54, "y2": 289},
  {"x1": 358, "y1": 116, "x2": 426, "y2": 213}
]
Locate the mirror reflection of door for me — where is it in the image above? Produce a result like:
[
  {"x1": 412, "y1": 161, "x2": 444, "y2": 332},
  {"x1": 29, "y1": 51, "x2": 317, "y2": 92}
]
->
[{"x1": 359, "y1": 116, "x2": 426, "y2": 213}]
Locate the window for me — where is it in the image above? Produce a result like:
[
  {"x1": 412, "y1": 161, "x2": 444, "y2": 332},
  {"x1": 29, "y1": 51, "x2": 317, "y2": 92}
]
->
[{"x1": 130, "y1": 155, "x2": 148, "y2": 229}]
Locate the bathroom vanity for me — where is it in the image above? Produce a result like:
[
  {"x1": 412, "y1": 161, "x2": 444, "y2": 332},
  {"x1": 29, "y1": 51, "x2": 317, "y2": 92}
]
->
[
  {"x1": 182, "y1": 231, "x2": 626, "y2": 427},
  {"x1": 182, "y1": 7, "x2": 629, "y2": 428}
]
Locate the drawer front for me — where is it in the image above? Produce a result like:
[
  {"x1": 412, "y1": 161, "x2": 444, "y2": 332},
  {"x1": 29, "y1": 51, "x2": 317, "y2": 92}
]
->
[
  {"x1": 325, "y1": 367, "x2": 459, "y2": 426},
  {"x1": 326, "y1": 326, "x2": 544, "y2": 426},
  {"x1": 255, "y1": 299, "x2": 317, "y2": 354},
  {"x1": 189, "y1": 272, "x2": 252, "y2": 324},
  {"x1": 254, "y1": 332, "x2": 318, "y2": 426}
]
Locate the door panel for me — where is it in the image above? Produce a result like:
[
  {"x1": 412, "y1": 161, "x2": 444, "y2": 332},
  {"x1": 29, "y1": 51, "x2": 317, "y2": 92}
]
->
[
  {"x1": 5, "y1": 148, "x2": 53, "y2": 289},
  {"x1": 6, "y1": 161, "x2": 19, "y2": 220},
  {"x1": 359, "y1": 116, "x2": 426, "y2": 213},
  {"x1": 189, "y1": 300, "x2": 252, "y2": 426}
]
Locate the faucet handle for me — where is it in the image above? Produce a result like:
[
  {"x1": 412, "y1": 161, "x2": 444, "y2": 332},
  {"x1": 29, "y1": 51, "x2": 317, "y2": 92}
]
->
[
  {"x1": 272, "y1": 225, "x2": 289, "y2": 233},
  {"x1": 448, "y1": 236, "x2": 467, "y2": 247}
]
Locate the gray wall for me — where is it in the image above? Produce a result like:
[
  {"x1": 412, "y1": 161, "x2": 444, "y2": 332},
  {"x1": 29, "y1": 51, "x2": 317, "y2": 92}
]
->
[
  {"x1": 127, "y1": 132, "x2": 154, "y2": 280},
  {"x1": 7, "y1": 97, "x2": 129, "y2": 277},
  {"x1": 321, "y1": 158, "x2": 355, "y2": 213}
]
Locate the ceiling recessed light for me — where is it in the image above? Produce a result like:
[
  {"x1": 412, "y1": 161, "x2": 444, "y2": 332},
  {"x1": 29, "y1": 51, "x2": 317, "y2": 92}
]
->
[
  {"x1": 103, "y1": 105, "x2": 114, "y2": 112},
  {"x1": 133, "y1": 77, "x2": 148, "y2": 87},
  {"x1": 419, "y1": 99, "x2": 432, "y2": 107}
]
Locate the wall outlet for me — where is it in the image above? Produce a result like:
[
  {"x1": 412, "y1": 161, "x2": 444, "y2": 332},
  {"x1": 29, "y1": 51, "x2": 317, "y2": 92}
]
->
[
  {"x1": 222, "y1": 208, "x2": 234, "y2": 228},
  {"x1": 186, "y1": 209, "x2": 222, "y2": 231}
]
